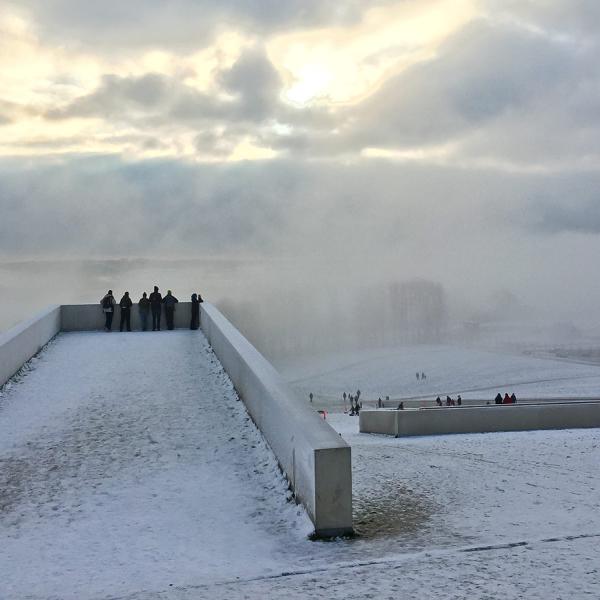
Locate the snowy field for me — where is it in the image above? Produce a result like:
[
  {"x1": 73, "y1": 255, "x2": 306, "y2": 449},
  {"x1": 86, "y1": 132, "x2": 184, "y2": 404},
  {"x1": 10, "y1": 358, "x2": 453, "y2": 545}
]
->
[
  {"x1": 1, "y1": 335, "x2": 600, "y2": 599},
  {"x1": 279, "y1": 344, "x2": 600, "y2": 406}
]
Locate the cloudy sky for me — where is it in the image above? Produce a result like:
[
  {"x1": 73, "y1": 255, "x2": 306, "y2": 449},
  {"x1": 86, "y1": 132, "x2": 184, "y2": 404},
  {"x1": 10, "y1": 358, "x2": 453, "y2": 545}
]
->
[{"x1": 1, "y1": 0, "x2": 600, "y2": 320}]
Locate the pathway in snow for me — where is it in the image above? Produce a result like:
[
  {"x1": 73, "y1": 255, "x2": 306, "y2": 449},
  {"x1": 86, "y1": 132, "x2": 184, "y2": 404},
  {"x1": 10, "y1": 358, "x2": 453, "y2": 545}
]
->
[{"x1": 0, "y1": 331, "x2": 312, "y2": 600}]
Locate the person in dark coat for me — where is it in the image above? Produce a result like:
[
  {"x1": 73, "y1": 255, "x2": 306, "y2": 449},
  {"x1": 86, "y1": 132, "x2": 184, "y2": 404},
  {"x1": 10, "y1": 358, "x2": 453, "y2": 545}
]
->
[
  {"x1": 119, "y1": 291, "x2": 133, "y2": 332},
  {"x1": 162, "y1": 290, "x2": 179, "y2": 330},
  {"x1": 139, "y1": 292, "x2": 150, "y2": 331},
  {"x1": 457, "y1": 395, "x2": 462, "y2": 406},
  {"x1": 190, "y1": 293, "x2": 200, "y2": 330},
  {"x1": 511, "y1": 393, "x2": 517, "y2": 404},
  {"x1": 436, "y1": 396, "x2": 442, "y2": 407},
  {"x1": 100, "y1": 290, "x2": 116, "y2": 332},
  {"x1": 495, "y1": 393, "x2": 503, "y2": 404},
  {"x1": 149, "y1": 285, "x2": 162, "y2": 331}
]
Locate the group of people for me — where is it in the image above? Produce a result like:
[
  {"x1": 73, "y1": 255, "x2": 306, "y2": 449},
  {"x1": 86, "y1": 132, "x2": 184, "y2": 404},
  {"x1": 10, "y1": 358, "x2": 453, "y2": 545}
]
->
[
  {"x1": 495, "y1": 392, "x2": 517, "y2": 404},
  {"x1": 344, "y1": 390, "x2": 362, "y2": 416},
  {"x1": 100, "y1": 286, "x2": 203, "y2": 332},
  {"x1": 416, "y1": 372, "x2": 427, "y2": 381},
  {"x1": 435, "y1": 395, "x2": 462, "y2": 407}
]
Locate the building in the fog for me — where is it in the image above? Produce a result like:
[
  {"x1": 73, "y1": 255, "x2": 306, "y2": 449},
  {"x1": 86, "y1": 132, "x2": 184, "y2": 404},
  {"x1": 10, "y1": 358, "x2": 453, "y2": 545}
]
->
[{"x1": 388, "y1": 279, "x2": 447, "y2": 343}]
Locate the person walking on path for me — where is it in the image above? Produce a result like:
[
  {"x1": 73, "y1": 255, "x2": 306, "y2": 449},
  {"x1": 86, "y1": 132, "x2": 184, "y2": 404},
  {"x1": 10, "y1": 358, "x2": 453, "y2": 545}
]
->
[
  {"x1": 149, "y1": 286, "x2": 162, "y2": 331},
  {"x1": 139, "y1": 292, "x2": 150, "y2": 331},
  {"x1": 100, "y1": 290, "x2": 116, "y2": 332},
  {"x1": 119, "y1": 292, "x2": 133, "y2": 332},
  {"x1": 163, "y1": 290, "x2": 179, "y2": 330},
  {"x1": 190, "y1": 293, "x2": 200, "y2": 330}
]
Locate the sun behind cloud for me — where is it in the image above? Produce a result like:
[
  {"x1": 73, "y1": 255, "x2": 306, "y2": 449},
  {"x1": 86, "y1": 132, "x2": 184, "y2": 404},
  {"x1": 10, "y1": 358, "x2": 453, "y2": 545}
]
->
[{"x1": 271, "y1": 0, "x2": 478, "y2": 106}]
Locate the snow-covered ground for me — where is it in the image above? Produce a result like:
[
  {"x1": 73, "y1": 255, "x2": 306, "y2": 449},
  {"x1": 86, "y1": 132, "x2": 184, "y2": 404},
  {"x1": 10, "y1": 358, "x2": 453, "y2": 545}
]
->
[
  {"x1": 0, "y1": 331, "x2": 313, "y2": 599},
  {"x1": 279, "y1": 344, "x2": 600, "y2": 406},
  {"x1": 2, "y1": 335, "x2": 600, "y2": 599}
]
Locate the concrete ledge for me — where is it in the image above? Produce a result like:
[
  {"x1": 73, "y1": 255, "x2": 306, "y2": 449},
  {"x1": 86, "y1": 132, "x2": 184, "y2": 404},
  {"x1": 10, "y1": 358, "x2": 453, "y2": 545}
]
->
[
  {"x1": 2, "y1": 302, "x2": 353, "y2": 536},
  {"x1": 61, "y1": 302, "x2": 195, "y2": 331},
  {"x1": 200, "y1": 303, "x2": 353, "y2": 537},
  {"x1": 0, "y1": 305, "x2": 61, "y2": 387},
  {"x1": 360, "y1": 403, "x2": 600, "y2": 437}
]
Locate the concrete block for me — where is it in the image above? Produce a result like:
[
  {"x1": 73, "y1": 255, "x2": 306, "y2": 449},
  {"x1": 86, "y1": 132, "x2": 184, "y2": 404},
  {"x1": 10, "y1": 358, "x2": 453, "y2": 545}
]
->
[
  {"x1": 0, "y1": 305, "x2": 61, "y2": 387},
  {"x1": 200, "y1": 303, "x2": 353, "y2": 537},
  {"x1": 360, "y1": 404, "x2": 600, "y2": 437}
]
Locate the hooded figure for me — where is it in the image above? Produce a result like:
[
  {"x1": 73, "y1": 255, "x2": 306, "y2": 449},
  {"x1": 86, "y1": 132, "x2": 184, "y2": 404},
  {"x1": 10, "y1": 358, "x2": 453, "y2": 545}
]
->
[
  {"x1": 190, "y1": 293, "x2": 200, "y2": 330},
  {"x1": 162, "y1": 290, "x2": 179, "y2": 330},
  {"x1": 100, "y1": 290, "x2": 116, "y2": 332},
  {"x1": 119, "y1": 292, "x2": 133, "y2": 332}
]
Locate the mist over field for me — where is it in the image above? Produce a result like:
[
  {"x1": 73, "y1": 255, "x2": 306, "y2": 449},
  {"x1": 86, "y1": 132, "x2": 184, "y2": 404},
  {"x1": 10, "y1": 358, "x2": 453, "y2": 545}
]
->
[{"x1": 2, "y1": 0, "x2": 600, "y2": 360}]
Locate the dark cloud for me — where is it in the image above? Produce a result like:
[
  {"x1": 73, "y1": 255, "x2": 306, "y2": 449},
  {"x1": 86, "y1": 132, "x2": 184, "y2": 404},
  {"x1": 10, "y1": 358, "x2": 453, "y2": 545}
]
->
[
  {"x1": 46, "y1": 73, "x2": 190, "y2": 120},
  {"x1": 219, "y1": 47, "x2": 282, "y2": 121},
  {"x1": 265, "y1": 17, "x2": 600, "y2": 167},
  {"x1": 31, "y1": 11, "x2": 600, "y2": 170},
  {"x1": 13, "y1": 0, "x2": 395, "y2": 52},
  {"x1": 45, "y1": 48, "x2": 289, "y2": 128}
]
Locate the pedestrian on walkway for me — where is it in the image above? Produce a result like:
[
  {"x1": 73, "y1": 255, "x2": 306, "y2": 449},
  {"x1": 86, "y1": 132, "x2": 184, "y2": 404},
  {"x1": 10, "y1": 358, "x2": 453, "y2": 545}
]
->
[
  {"x1": 163, "y1": 290, "x2": 179, "y2": 330},
  {"x1": 138, "y1": 292, "x2": 150, "y2": 331},
  {"x1": 149, "y1": 286, "x2": 162, "y2": 331},
  {"x1": 119, "y1": 291, "x2": 133, "y2": 332},
  {"x1": 190, "y1": 293, "x2": 200, "y2": 330},
  {"x1": 100, "y1": 290, "x2": 116, "y2": 332}
]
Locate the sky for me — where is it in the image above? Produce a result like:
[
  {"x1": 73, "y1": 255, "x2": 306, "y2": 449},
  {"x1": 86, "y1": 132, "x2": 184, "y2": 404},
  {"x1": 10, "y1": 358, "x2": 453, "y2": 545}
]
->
[{"x1": 1, "y1": 0, "x2": 600, "y2": 325}]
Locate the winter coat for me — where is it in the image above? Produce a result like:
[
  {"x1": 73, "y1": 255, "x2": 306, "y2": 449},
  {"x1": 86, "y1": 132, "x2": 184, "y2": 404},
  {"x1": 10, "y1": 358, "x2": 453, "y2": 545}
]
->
[
  {"x1": 138, "y1": 297, "x2": 150, "y2": 312},
  {"x1": 119, "y1": 296, "x2": 133, "y2": 310},
  {"x1": 101, "y1": 294, "x2": 115, "y2": 312},
  {"x1": 163, "y1": 294, "x2": 179, "y2": 308},
  {"x1": 149, "y1": 291, "x2": 162, "y2": 307}
]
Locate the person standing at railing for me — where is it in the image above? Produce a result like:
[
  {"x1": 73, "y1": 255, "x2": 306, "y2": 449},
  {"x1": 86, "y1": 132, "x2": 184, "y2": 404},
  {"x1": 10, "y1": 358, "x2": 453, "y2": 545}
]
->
[
  {"x1": 138, "y1": 292, "x2": 150, "y2": 331},
  {"x1": 119, "y1": 292, "x2": 133, "y2": 332},
  {"x1": 100, "y1": 290, "x2": 116, "y2": 332},
  {"x1": 163, "y1": 290, "x2": 179, "y2": 330},
  {"x1": 149, "y1": 286, "x2": 162, "y2": 331},
  {"x1": 190, "y1": 293, "x2": 200, "y2": 330}
]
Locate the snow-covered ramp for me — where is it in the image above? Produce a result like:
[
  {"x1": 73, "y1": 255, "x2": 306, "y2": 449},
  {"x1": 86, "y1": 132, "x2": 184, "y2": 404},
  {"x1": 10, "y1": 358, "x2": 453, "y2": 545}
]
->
[{"x1": 0, "y1": 330, "x2": 312, "y2": 599}]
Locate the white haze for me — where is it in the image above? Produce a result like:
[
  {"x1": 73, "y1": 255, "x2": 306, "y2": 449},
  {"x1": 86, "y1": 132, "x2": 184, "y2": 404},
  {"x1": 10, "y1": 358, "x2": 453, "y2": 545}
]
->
[{"x1": 3, "y1": 0, "x2": 600, "y2": 361}]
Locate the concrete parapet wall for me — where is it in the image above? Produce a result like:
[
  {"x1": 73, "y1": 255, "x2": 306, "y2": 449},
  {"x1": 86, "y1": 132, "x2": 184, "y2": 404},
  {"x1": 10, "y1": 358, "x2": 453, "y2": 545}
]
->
[
  {"x1": 360, "y1": 404, "x2": 600, "y2": 437},
  {"x1": 200, "y1": 303, "x2": 353, "y2": 537},
  {"x1": 61, "y1": 302, "x2": 195, "y2": 331},
  {"x1": 0, "y1": 305, "x2": 61, "y2": 387}
]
